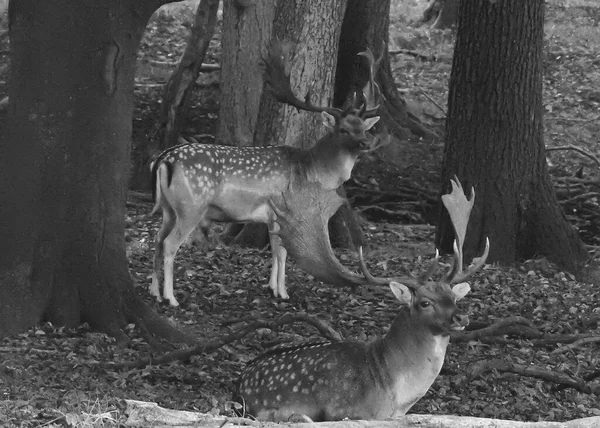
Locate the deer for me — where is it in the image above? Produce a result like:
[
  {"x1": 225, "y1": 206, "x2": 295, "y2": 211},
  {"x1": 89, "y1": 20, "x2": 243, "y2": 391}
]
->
[
  {"x1": 233, "y1": 177, "x2": 490, "y2": 422},
  {"x1": 149, "y1": 40, "x2": 380, "y2": 306}
]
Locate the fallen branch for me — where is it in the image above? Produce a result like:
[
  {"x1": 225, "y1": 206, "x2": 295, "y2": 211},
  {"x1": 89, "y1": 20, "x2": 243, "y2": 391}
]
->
[
  {"x1": 461, "y1": 359, "x2": 600, "y2": 395},
  {"x1": 122, "y1": 399, "x2": 600, "y2": 427},
  {"x1": 546, "y1": 144, "x2": 600, "y2": 168},
  {"x1": 550, "y1": 335, "x2": 600, "y2": 355},
  {"x1": 559, "y1": 192, "x2": 600, "y2": 206},
  {"x1": 106, "y1": 313, "x2": 342, "y2": 371},
  {"x1": 549, "y1": 114, "x2": 600, "y2": 123},
  {"x1": 415, "y1": 81, "x2": 446, "y2": 116},
  {"x1": 356, "y1": 205, "x2": 425, "y2": 223},
  {"x1": 389, "y1": 48, "x2": 450, "y2": 63},
  {"x1": 530, "y1": 333, "x2": 600, "y2": 347},
  {"x1": 451, "y1": 317, "x2": 541, "y2": 342}
]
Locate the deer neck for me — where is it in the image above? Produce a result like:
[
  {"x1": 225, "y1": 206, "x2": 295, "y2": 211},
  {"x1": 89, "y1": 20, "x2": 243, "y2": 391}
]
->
[
  {"x1": 308, "y1": 133, "x2": 360, "y2": 190},
  {"x1": 366, "y1": 308, "x2": 450, "y2": 417}
]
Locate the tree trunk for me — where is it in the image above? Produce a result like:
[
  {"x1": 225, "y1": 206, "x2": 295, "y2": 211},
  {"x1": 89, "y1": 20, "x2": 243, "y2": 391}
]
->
[
  {"x1": 435, "y1": 0, "x2": 587, "y2": 273},
  {"x1": 0, "y1": 0, "x2": 190, "y2": 342},
  {"x1": 336, "y1": 0, "x2": 437, "y2": 140},
  {"x1": 216, "y1": 0, "x2": 276, "y2": 247},
  {"x1": 422, "y1": 0, "x2": 459, "y2": 30},
  {"x1": 217, "y1": 0, "x2": 276, "y2": 147},
  {"x1": 224, "y1": 0, "x2": 358, "y2": 249}
]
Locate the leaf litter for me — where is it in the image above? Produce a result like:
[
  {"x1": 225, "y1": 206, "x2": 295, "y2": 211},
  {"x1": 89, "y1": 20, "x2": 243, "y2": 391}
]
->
[{"x1": 1, "y1": 2, "x2": 600, "y2": 427}]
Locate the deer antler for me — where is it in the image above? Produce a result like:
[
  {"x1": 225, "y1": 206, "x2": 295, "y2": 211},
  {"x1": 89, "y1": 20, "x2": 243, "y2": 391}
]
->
[
  {"x1": 441, "y1": 176, "x2": 490, "y2": 283},
  {"x1": 263, "y1": 40, "x2": 343, "y2": 118},
  {"x1": 358, "y1": 247, "x2": 423, "y2": 290}
]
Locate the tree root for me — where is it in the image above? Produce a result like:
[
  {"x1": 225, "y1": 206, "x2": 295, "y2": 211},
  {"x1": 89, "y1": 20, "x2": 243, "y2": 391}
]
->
[
  {"x1": 107, "y1": 313, "x2": 342, "y2": 370},
  {"x1": 459, "y1": 359, "x2": 600, "y2": 395}
]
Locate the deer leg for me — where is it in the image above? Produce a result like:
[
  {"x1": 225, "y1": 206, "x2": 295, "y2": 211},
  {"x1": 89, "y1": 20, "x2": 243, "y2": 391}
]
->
[
  {"x1": 276, "y1": 244, "x2": 288, "y2": 299},
  {"x1": 268, "y1": 229, "x2": 289, "y2": 299},
  {"x1": 151, "y1": 205, "x2": 176, "y2": 301},
  {"x1": 162, "y1": 211, "x2": 204, "y2": 307}
]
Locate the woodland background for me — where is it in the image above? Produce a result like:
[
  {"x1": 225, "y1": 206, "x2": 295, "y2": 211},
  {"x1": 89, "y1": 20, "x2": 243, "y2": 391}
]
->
[{"x1": 0, "y1": 0, "x2": 599, "y2": 426}]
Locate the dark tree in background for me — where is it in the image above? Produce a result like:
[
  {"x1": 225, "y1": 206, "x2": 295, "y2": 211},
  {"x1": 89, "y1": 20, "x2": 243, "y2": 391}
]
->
[
  {"x1": 217, "y1": 0, "x2": 275, "y2": 148},
  {"x1": 422, "y1": 0, "x2": 459, "y2": 29},
  {"x1": 0, "y1": 0, "x2": 188, "y2": 341},
  {"x1": 336, "y1": 0, "x2": 436, "y2": 140},
  {"x1": 436, "y1": 0, "x2": 587, "y2": 273}
]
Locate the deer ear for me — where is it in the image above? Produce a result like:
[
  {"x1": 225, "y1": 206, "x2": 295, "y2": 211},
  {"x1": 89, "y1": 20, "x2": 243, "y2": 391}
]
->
[
  {"x1": 362, "y1": 116, "x2": 380, "y2": 131},
  {"x1": 389, "y1": 281, "x2": 412, "y2": 305},
  {"x1": 451, "y1": 282, "x2": 471, "y2": 301},
  {"x1": 321, "y1": 111, "x2": 336, "y2": 130}
]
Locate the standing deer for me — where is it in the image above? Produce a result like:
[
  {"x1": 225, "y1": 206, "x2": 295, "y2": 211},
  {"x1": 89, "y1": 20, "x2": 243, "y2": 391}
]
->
[
  {"x1": 234, "y1": 177, "x2": 489, "y2": 422},
  {"x1": 149, "y1": 40, "x2": 380, "y2": 306}
]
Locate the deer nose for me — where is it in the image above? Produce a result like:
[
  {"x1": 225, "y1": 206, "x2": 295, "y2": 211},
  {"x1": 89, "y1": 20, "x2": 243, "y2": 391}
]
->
[{"x1": 452, "y1": 313, "x2": 469, "y2": 328}]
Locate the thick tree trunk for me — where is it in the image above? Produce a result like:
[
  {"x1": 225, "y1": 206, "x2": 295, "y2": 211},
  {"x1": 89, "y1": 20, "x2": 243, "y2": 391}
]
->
[
  {"x1": 0, "y1": 0, "x2": 189, "y2": 342},
  {"x1": 435, "y1": 0, "x2": 587, "y2": 273},
  {"x1": 253, "y1": 1, "x2": 346, "y2": 149},
  {"x1": 336, "y1": 0, "x2": 437, "y2": 140},
  {"x1": 217, "y1": 0, "x2": 276, "y2": 147},
  {"x1": 225, "y1": 0, "x2": 357, "y2": 249},
  {"x1": 217, "y1": 0, "x2": 276, "y2": 247},
  {"x1": 422, "y1": 0, "x2": 459, "y2": 29}
]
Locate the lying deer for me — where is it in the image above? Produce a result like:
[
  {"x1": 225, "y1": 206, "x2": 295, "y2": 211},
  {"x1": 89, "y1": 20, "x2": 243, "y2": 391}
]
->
[
  {"x1": 234, "y1": 177, "x2": 489, "y2": 421},
  {"x1": 149, "y1": 40, "x2": 380, "y2": 306}
]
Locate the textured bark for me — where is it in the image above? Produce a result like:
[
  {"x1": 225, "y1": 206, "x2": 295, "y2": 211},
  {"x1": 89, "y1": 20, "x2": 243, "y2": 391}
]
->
[
  {"x1": 217, "y1": 0, "x2": 276, "y2": 147},
  {"x1": 229, "y1": 0, "x2": 354, "y2": 249},
  {"x1": 0, "y1": 0, "x2": 189, "y2": 342},
  {"x1": 253, "y1": 0, "x2": 346, "y2": 149},
  {"x1": 336, "y1": 0, "x2": 437, "y2": 140},
  {"x1": 422, "y1": 0, "x2": 459, "y2": 29},
  {"x1": 435, "y1": 0, "x2": 587, "y2": 273}
]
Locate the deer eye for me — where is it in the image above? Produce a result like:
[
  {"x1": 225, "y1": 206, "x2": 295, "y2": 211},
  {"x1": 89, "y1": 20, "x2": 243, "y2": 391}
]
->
[{"x1": 420, "y1": 301, "x2": 431, "y2": 309}]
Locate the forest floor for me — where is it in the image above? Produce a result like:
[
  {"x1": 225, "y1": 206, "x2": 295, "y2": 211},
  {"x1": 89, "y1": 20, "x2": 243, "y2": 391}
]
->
[{"x1": 1, "y1": 1, "x2": 600, "y2": 427}]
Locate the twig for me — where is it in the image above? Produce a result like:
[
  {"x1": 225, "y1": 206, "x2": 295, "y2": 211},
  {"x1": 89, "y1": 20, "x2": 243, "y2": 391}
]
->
[
  {"x1": 105, "y1": 313, "x2": 342, "y2": 371},
  {"x1": 551, "y1": 335, "x2": 600, "y2": 355},
  {"x1": 530, "y1": 333, "x2": 600, "y2": 347},
  {"x1": 462, "y1": 359, "x2": 600, "y2": 395},
  {"x1": 546, "y1": 144, "x2": 600, "y2": 168},
  {"x1": 414, "y1": 81, "x2": 446, "y2": 116},
  {"x1": 549, "y1": 114, "x2": 600, "y2": 122},
  {"x1": 389, "y1": 49, "x2": 442, "y2": 62},
  {"x1": 559, "y1": 192, "x2": 600, "y2": 205},
  {"x1": 554, "y1": 176, "x2": 599, "y2": 186}
]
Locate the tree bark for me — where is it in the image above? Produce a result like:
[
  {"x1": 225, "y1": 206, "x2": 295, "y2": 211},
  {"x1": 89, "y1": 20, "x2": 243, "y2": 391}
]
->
[
  {"x1": 217, "y1": 0, "x2": 276, "y2": 147},
  {"x1": 0, "y1": 0, "x2": 189, "y2": 342},
  {"x1": 435, "y1": 0, "x2": 587, "y2": 273},
  {"x1": 422, "y1": 0, "x2": 459, "y2": 30},
  {"x1": 224, "y1": 0, "x2": 356, "y2": 249},
  {"x1": 336, "y1": 0, "x2": 437, "y2": 140}
]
